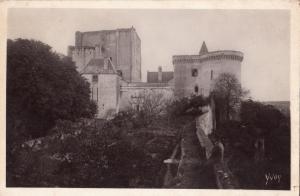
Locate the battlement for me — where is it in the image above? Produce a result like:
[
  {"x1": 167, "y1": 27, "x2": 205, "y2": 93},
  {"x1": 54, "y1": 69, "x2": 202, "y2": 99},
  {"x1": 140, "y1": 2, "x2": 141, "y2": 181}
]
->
[
  {"x1": 173, "y1": 50, "x2": 244, "y2": 64},
  {"x1": 68, "y1": 45, "x2": 103, "y2": 59},
  {"x1": 75, "y1": 26, "x2": 140, "y2": 47},
  {"x1": 70, "y1": 27, "x2": 141, "y2": 82},
  {"x1": 76, "y1": 27, "x2": 136, "y2": 35}
]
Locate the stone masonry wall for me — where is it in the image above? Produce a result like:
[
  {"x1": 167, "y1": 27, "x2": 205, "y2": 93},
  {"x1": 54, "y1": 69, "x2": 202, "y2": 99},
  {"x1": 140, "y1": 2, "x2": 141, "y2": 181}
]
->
[
  {"x1": 173, "y1": 51, "x2": 243, "y2": 98},
  {"x1": 82, "y1": 74, "x2": 120, "y2": 119},
  {"x1": 71, "y1": 28, "x2": 141, "y2": 82}
]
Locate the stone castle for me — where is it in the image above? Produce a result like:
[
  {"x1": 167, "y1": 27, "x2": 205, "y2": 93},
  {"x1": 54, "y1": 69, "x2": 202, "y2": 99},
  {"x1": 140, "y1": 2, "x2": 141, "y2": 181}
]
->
[{"x1": 68, "y1": 27, "x2": 243, "y2": 118}]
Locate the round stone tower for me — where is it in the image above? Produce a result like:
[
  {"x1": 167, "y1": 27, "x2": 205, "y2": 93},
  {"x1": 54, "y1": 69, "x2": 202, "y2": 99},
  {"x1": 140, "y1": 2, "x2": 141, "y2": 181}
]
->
[{"x1": 172, "y1": 42, "x2": 243, "y2": 98}]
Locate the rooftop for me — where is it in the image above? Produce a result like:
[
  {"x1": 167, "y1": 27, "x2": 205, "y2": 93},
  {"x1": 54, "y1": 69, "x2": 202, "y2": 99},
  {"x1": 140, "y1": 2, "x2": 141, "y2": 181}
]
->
[{"x1": 80, "y1": 58, "x2": 116, "y2": 74}]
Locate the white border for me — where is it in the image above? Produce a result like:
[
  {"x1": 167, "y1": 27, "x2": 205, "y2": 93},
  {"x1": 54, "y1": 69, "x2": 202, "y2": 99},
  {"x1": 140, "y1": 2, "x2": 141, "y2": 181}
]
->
[{"x1": 0, "y1": 1, "x2": 299, "y2": 196}]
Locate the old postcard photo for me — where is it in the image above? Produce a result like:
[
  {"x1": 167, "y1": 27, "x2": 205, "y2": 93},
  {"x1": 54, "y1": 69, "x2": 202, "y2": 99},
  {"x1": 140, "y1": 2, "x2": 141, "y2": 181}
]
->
[{"x1": 1, "y1": 1, "x2": 299, "y2": 196}]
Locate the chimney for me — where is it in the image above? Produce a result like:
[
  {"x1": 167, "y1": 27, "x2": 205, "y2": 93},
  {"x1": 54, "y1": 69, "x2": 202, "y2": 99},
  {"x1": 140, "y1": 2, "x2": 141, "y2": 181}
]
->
[
  {"x1": 75, "y1": 31, "x2": 82, "y2": 47},
  {"x1": 158, "y1": 66, "x2": 162, "y2": 82}
]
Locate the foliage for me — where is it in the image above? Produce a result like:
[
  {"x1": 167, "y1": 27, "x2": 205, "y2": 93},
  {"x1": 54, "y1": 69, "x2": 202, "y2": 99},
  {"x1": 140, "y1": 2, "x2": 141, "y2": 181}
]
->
[
  {"x1": 7, "y1": 119, "x2": 176, "y2": 188},
  {"x1": 128, "y1": 90, "x2": 170, "y2": 127},
  {"x1": 110, "y1": 109, "x2": 147, "y2": 129},
  {"x1": 212, "y1": 73, "x2": 248, "y2": 122},
  {"x1": 166, "y1": 95, "x2": 209, "y2": 118},
  {"x1": 131, "y1": 90, "x2": 167, "y2": 114},
  {"x1": 213, "y1": 120, "x2": 256, "y2": 158},
  {"x1": 241, "y1": 99, "x2": 285, "y2": 133},
  {"x1": 7, "y1": 39, "x2": 97, "y2": 140},
  {"x1": 241, "y1": 100, "x2": 290, "y2": 165},
  {"x1": 164, "y1": 95, "x2": 209, "y2": 130},
  {"x1": 7, "y1": 119, "x2": 136, "y2": 187},
  {"x1": 214, "y1": 99, "x2": 290, "y2": 189}
]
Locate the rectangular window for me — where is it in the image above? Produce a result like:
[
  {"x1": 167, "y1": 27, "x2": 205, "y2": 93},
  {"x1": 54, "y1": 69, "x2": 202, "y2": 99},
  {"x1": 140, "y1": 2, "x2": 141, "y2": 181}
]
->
[
  {"x1": 92, "y1": 75, "x2": 98, "y2": 83},
  {"x1": 117, "y1": 70, "x2": 123, "y2": 77},
  {"x1": 211, "y1": 70, "x2": 213, "y2": 80},
  {"x1": 192, "y1": 69, "x2": 198, "y2": 77}
]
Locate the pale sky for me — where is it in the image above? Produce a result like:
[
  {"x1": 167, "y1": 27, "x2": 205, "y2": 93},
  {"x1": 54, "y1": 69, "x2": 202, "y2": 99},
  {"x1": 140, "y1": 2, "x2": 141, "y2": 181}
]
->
[{"x1": 7, "y1": 9, "x2": 290, "y2": 101}]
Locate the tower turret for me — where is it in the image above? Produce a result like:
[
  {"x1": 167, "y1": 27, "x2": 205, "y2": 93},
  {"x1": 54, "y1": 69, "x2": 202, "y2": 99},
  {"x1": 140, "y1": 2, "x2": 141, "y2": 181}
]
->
[{"x1": 199, "y1": 41, "x2": 208, "y2": 55}]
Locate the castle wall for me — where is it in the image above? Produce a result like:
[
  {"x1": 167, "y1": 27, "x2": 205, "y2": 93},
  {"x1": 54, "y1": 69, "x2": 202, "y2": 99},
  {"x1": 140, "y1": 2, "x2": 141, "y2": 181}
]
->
[
  {"x1": 98, "y1": 74, "x2": 120, "y2": 118},
  {"x1": 82, "y1": 73, "x2": 120, "y2": 119}
]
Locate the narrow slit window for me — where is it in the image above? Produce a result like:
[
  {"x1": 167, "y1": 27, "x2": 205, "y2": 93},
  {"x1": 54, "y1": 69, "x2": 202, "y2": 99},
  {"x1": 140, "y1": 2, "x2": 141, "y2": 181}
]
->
[
  {"x1": 211, "y1": 70, "x2": 213, "y2": 80},
  {"x1": 194, "y1": 85, "x2": 199, "y2": 94},
  {"x1": 97, "y1": 88, "x2": 98, "y2": 102}
]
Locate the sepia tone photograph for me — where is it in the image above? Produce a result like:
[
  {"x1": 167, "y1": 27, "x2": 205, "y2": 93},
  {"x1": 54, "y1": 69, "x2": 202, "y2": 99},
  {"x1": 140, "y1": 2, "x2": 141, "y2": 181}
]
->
[{"x1": 5, "y1": 8, "x2": 292, "y2": 190}]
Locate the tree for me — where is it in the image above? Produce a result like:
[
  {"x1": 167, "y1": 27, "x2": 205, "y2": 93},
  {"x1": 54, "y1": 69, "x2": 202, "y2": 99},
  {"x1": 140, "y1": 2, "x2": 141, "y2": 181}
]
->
[
  {"x1": 240, "y1": 99, "x2": 289, "y2": 162},
  {"x1": 240, "y1": 99, "x2": 284, "y2": 132},
  {"x1": 7, "y1": 39, "x2": 97, "y2": 140},
  {"x1": 128, "y1": 90, "x2": 170, "y2": 126},
  {"x1": 220, "y1": 99, "x2": 290, "y2": 189},
  {"x1": 166, "y1": 95, "x2": 209, "y2": 118},
  {"x1": 212, "y1": 73, "x2": 248, "y2": 123}
]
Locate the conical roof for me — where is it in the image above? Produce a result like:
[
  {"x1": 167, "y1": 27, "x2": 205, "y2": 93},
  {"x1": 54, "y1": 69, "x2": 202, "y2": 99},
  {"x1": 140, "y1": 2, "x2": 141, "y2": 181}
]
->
[{"x1": 199, "y1": 41, "x2": 208, "y2": 55}]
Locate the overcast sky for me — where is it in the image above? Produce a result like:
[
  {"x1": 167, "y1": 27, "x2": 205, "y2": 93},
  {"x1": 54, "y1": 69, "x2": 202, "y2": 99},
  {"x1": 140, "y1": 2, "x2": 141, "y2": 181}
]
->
[{"x1": 7, "y1": 9, "x2": 290, "y2": 101}]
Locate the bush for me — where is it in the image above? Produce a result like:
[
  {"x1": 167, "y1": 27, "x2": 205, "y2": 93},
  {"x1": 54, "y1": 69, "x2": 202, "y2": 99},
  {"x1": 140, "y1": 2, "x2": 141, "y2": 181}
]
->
[
  {"x1": 7, "y1": 119, "x2": 147, "y2": 187},
  {"x1": 217, "y1": 99, "x2": 290, "y2": 189}
]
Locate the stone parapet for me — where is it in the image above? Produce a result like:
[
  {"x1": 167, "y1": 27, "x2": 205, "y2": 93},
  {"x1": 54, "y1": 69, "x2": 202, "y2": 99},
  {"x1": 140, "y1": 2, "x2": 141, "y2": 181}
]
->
[{"x1": 173, "y1": 50, "x2": 243, "y2": 64}]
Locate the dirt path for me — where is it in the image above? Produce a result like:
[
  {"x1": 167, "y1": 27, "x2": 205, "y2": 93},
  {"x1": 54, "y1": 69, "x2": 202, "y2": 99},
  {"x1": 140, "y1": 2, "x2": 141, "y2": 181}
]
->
[{"x1": 176, "y1": 121, "x2": 217, "y2": 188}]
